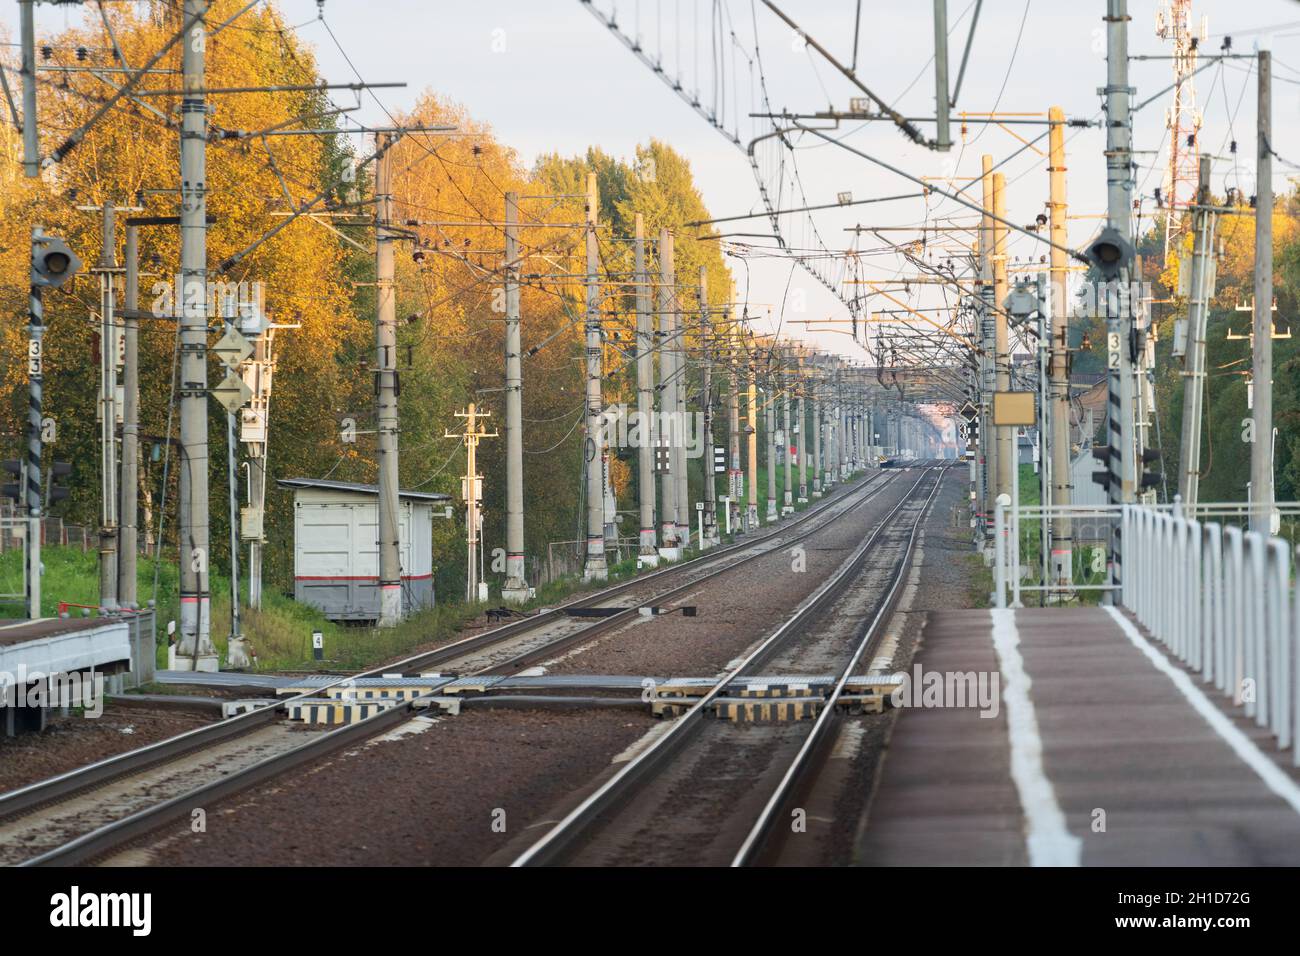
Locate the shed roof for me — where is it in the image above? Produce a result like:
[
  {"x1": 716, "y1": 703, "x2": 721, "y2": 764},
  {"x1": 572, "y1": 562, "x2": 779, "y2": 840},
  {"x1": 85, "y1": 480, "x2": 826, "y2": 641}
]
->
[{"x1": 278, "y1": 477, "x2": 450, "y2": 502}]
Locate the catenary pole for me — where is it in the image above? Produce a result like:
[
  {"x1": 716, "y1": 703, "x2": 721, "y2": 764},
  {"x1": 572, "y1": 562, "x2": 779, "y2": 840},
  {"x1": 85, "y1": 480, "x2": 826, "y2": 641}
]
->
[
  {"x1": 1047, "y1": 106, "x2": 1073, "y2": 588},
  {"x1": 657, "y1": 227, "x2": 679, "y2": 555},
  {"x1": 583, "y1": 172, "x2": 608, "y2": 579},
  {"x1": 634, "y1": 215, "x2": 659, "y2": 564},
  {"x1": 1178, "y1": 156, "x2": 1214, "y2": 508},
  {"x1": 176, "y1": 0, "x2": 216, "y2": 669},
  {"x1": 375, "y1": 131, "x2": 402, "y2": 623},
  {"x1": 502, "y1": 191, "x2": 530, "y2": 602},
  {"x1": 1251, "y1": 48, "x2": 1274, "y2": 534},
  {"x1": 699, "y1": 266, "x2": 717, "y2": 545},
  {"x1": 97, "y1": 204, "x2": 120, "y2": 612},
  {"x1": 119, "y1": 224, "x2": 139, "y2": 607}
]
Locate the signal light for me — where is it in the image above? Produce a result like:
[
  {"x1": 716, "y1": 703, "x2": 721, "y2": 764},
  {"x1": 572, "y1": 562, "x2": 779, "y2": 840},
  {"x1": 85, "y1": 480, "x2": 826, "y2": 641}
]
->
[
  {"x1": 31, "y1": 233, "x2": 82, "y2": 289},
  {"x1": 1, "y1": 459, "x2": 21, "y2": 502},
  {"x1": 1085, "y1": 226, "x2": 1135, "y2": 281},
  {"x1": 1139, "y1": 447, "x2": 1162, "y2": 491}
]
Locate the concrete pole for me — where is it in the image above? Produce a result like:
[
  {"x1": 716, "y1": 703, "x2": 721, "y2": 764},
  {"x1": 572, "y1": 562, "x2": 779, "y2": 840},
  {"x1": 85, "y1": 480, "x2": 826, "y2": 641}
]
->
[
  {"x1": 634, "y1": 215, "x2": 658, "y2": 565},
  {"x1": 18, "y1": 0, "x2": 37, "y2": 177},
  {"x1": 501, "y1": 192, "x2": 530, "y2": 601},
  {"x1": 842, "y1": 389, "x2": 851, "y2": 465},
  {"x1": 375, "y1": 132, "x2": 402, "y2": 622},
  {"x1": 993, "y1": 172, "x2": 1013, "y2": 501},
  {"x1": 224, "y1": 301, "x2": 240, "y2": 647},
  {"x1": 119, "y1": 225, "x2": 139, "y2": 608},
  {"x1": 97, "y1": 204, "x2": 119, "y2": 612},
  {"x1": 698, "y1": 266, "x2": 717, "y2": 545},
  {"x1": 782, "y1": 372, "x2": 793, "y2": 513},
  {"x1": 933, "y1": 0, "x2": 951, "y2": 151},
  {"x1": 811, "y1": 388, "x2": 823, "y2": 496},
  {"x1": 1104, "y1": 0, "x2": 1135, "y2": 599},
  {"x1": 583, "y1": 172, "x2": 608, "y2": 579},
  {"x1": 247, "y1": 332, "x2": 268, "y2": 611},
  {"x1": 765, "y1": 379, "x2": 778, "y2": 521},
  {"x1": 747, "y1": 356, "x2": 759, "y2": 528},
  {"x1": 1047, "y1": 107, "x2": 1073, "y2": 587},
  {"x1": 672, "y1": 236, "x2": 690, "y2": 546},
  {"x1": 176, "y1": 0, "x2": 216, "y2": 669},
  {"x1": 657, "y1": 228, "x2": 679, "y2": 555},
  {"x1": 1178, "y1": 157, "x2": 1214, "y2": 508},
  {"x1": 1251, "y1": 49, "x2": 1274, "y2": 535},
  {"x1": 796, "y1": 354, "x2": 808, "y2": 502},
  {"x1": 727, "y1": 296, "x2": 742, "y2": 532},
  {"x1": 979, "y1": 156, "x2": 997, "y2": 541}
]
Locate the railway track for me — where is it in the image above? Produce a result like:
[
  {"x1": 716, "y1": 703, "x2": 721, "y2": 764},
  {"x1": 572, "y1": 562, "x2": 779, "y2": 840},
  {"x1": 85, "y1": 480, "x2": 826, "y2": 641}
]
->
[
  {"x1": 1, "y1": 468, "x2": 901, "y2": 866},
  {"x1": 508, "y1": 463, "x2": 948, "y2": 867}
]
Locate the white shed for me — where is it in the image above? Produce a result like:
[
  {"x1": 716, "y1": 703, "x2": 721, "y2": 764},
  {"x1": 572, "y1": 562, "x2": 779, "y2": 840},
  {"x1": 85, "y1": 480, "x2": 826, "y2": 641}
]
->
[{"x1": 278, "y1": 478, "x2": 451, "y2": 623}]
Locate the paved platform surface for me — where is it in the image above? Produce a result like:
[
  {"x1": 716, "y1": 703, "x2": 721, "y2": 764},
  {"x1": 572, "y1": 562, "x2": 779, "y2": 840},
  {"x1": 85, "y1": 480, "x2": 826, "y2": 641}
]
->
[
  {"x1": 858, "y1": 607, "x2": 1300, "y2": 866},
  {"x1": 0, "y1": 617, "x2": 112, "y2": 647}
]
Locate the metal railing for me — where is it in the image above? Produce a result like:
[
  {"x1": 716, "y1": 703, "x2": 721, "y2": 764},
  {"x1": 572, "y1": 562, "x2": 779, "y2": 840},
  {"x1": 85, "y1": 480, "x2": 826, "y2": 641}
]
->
[
  {"x1": 1125, "y1": 505, "x2": 1297, "y2": 764},
  {"x1": 993, "y1": 498, "x2": 1300, "y2": 607}
]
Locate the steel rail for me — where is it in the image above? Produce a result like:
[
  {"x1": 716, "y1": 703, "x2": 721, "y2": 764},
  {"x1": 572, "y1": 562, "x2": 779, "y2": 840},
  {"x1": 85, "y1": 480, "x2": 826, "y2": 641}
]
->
[
  {"x1": 510, "y1": 464, "x2": 947, "y2": 867},
  {"x1": 10, "y1": 472, "x2": 896, "y2": 865},
  {"x1": 731, "y1": 466, "x2": 946, "y2": 865},
  {"x1": 0, "y1": 472, "x2": 883, "y2": 827}
]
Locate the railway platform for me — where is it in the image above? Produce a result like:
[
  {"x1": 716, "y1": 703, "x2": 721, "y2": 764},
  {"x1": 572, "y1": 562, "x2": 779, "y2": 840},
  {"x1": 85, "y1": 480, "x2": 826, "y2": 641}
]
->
[{"x1": 858, "y1": 607, "x2": 1300, "y2": 866}]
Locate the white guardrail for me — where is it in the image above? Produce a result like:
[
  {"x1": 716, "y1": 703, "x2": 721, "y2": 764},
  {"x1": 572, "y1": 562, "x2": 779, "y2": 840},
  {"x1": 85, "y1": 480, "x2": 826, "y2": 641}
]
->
[
  {"x1": 992, "y1": 500, "x2": 1299, "y2": 766},
  {"x1": 1126, "y1": 505, "x2": 1296, "y2": 764}
]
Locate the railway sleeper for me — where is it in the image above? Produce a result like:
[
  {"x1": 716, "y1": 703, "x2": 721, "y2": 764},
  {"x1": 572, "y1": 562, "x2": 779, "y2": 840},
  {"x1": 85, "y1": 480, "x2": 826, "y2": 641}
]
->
[
  {"x1": 283, "y1": 697, "x2": 403, "y2": 725},
  {"x1": 652, "y1": 692, "x2": 887, "y2": 721}
]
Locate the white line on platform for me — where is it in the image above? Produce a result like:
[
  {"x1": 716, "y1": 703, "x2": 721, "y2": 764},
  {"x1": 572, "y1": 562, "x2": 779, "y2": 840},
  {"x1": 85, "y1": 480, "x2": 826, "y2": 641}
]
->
[
  {"x1": 989, "y1": 609, "x2": 1082, "y2": 867},
  {"x1": 1104, "y1": 606, "x2": 1300, "y2": 819}
]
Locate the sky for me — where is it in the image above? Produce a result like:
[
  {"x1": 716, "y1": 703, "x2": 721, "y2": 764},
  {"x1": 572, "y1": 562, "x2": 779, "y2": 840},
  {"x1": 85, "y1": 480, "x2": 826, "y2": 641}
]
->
[{"x1": 14, "y1": 0, "x2": 1300, "y2": 363}]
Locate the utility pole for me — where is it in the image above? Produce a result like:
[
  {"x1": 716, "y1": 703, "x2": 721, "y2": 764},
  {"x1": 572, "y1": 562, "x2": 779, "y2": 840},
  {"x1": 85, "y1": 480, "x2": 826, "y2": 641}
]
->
[
  {"x1": 726, "y1": 289, "x2": 742, "y2": 532},
  {"x1": 747, "y1": 352, "x2": 759, "y2": 528},
  {"x1": 796, "y1": 353, "x2": 808, "y2": 502},
  {"x1": 980, "y1": 155, "x2": 997, "y2": 545},
  {"x1": 95, "y1": 204, "x2": 120, "y2": 612},
  {"x1": 811, "y1": 385, "x2": 823, "y2": 497},
  {"x1": 584, "y1": 172, "x2": 608, "y2": 580},
  {"x1": 1251, "y1": 47, "x2": 1274, "y2": 535},
  {"x1": 1104, "y1": 0, "x2": 1136, "y2": 599},
  {"x1": 782, "y1": 372, "x2": 793, "y2": 514},
  {"x1": 245, "y1": 326, "x2": 274, "y2": 613},
  {"x1": 501, "y1": 192, "x2": 530, "y2": 602},
  {"x1": 221, "y1": 296, "x2": 241, "y2": 648},
  {"x1": 1048, "y1": 106, "x2": 1073, "y2": 588},
  {"x1": 993, "y1": 171, "x2": 1013, "y2": 502},
  {"x1": 119, "y1": 224, "x2": 139, "y2": 608},
  {"x1": 765, "y1": 376, "x2": 778, "y2": 521},
  {"x1": 176, "y1": 0, "x2": 216, "y2": 670},
  {"x1": 657, "y1": 227, "x2": 679, "y2": 556},
  {"x1": 671, "y1": 235, "x2": 690, "y2": 548},
  {"x1": 698, "y1": 266, "x2": 717, "y2": 546},
  {"x1": 18, "y1": 0, "x2": 37, "y2": 177},
  {"x1": 634, "y1": 215, "x2": 659, "y2": 565},
  {"x1": 374, "y1": 131, "x2": 402, "y2": 624},
  {"x1": 1178, "y1": 156, "x2": 1214, "y2": 508},
  {"x1": 448, "y1": 404, "x2": 496, "y2": 601}
]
